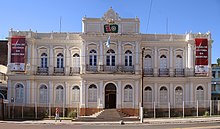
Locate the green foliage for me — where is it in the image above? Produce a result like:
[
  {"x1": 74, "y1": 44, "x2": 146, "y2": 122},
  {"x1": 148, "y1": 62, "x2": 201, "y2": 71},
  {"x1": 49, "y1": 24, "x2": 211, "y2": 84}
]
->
[
  {"x1": 204, "y1": 111, "x2": 209, "y2": 117},
  {"x1": 217, "y1": 58, "x2": 220, "y2": 65},
  {"x1": 67, "y1": 110, "x2": 77, "y2": 118}
]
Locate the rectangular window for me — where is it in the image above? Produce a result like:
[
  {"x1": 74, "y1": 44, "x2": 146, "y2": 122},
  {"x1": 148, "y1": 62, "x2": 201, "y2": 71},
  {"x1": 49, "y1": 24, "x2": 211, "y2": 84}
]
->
[
  {"x1": 57, "y1": 59, "x2": 60, "y2": 68},
  {"x1": 89, "y1": 55, "x2": 93, "y2": 65},
  {"x1": 94, "y1": 55, "x2": 97, "y2": 66},
  {"x1": 212, "y1": 71, "x2": 216, "y2": 78},
  {"x1": 106, "y1": 56, "x2": 110, "y2": 66},
  {"x1": 112, "y1": 56, "x2": 115, "y2": 66},
  {"x1": 218, "y1": 71, "x2": 220, "y2": 78},
  {"x1": 129, "y1": 56, "x2": 132, "y2": 66},
  {"x1": 61, "y1": 58, "x2": 64, "y2": 68},
  {"x1": 125, "y1": 56, "x2": 128, "y2": 66}
]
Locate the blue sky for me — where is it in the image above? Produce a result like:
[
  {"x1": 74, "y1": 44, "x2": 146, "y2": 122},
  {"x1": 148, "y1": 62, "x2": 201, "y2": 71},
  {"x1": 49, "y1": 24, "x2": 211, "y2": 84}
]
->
[{"x1": 0, "y1": 0, "x2": 219, "y2": 63}]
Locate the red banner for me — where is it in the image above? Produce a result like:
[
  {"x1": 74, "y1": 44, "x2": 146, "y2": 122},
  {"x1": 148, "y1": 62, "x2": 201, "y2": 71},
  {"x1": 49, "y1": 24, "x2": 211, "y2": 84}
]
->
[
  {"x1": 195, "y1": 38, "x2": 208, "y2": 74},
  {"x1": 195, "y1": 38, "x2": 208, "y2": 65},
  {"x1": 10, "y1": 36, "x2": 26, "y2": 71}
]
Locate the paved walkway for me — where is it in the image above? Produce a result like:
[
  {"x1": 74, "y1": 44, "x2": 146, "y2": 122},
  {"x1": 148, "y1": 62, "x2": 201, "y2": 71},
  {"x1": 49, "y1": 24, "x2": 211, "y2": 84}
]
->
[{"x1": 1, "y1": 117, "x2": 220, "y2": 125}]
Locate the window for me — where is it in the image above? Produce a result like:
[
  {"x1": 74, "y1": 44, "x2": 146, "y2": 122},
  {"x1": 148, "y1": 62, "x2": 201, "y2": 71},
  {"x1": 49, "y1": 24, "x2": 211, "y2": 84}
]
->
[
  {"x1": 160, "y1": 55, "x2": 167, "y2": 69},
  {"x1": 88, "y1": 84, "x2": 97, "y2": 102},
  {"x1": 144, "y1": 55, "x2": 152, "y2": 68},
  {"x1": 125, "y1": 50, "x2": 132, "y2": 66},
  {"x1": 160, "y1": 86, "x2": 168, "y2": 103},
  {"x1": 89, "y1": 50, "x2": 97, "y2": 66},
  {"x1": 57, "y1": 53, "x2": 64, "y2": 68},
  {"x1": 56, "y1": 85, "x2": 64, "y2": 103},
  {"x1": 15, "y1": 84, "x2": 24, "y2": 103},
  {"x1": 73, "y1": 53, "x2": 80, "y2": 67},
  {"x1": 175, "y1": 87, "x2": 183, "y2": 104},
  {"x1": 72, "y1": 86, "x2": 80, "y2": 102},
  {"x1": 39, "y1": 85, "x2": 48, "y2": 103},
  {"x1": 212, "y1": 71, "x2": 216, "y2": 78},
  {"x1": 144, "y1": 87, "x2": 152, "y2": 102},
  {"x1": 175, "y1": 55, "x2": 183, "y2": 69},
  {"x1": 106, "y1": 49, "x2": 115, "y2": 66},
  {"x1": 218, "y1": 71, "x2": 220, "y2": 78},
  {"x1": 196, "y1": 86, "x2": 204, "y2": 101},
  {"x1": 124, "y1": 85, "x2": 133, "y2": 102},
  {"x1": 41, "y1": 53, "x2": 48, "y2": 68}
]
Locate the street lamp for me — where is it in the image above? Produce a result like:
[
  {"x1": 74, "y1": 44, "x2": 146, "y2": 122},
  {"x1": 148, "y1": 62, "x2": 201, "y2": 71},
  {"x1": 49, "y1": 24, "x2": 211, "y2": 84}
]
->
[{"x1": 140, "y1": 47, "x2": 145, "y2": 123}]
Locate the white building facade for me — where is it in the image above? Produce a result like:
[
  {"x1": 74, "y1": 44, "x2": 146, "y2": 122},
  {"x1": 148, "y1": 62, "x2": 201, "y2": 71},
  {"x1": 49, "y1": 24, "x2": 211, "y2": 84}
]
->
[{"x1": 7, "y1": 8, "x2": 213, "y2": 117}]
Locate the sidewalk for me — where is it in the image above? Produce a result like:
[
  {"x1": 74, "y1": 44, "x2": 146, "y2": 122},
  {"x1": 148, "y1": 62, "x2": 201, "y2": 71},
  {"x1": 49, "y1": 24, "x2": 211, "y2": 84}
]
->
[{"x1": 1, "y1": 117, "x2": 220, "y2": 125}]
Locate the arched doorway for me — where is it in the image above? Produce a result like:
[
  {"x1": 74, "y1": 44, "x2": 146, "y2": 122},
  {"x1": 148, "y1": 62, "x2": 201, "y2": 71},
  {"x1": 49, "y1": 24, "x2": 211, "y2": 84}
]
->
[{"x1": 105, "y1": 83, "x2": 116, "y2": 109}]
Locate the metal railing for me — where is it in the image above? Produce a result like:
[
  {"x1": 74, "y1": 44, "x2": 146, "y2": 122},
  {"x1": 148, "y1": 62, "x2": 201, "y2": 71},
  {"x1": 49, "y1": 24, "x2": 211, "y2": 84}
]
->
[
  {"x1": 37, "y1": 67, "x2": 48, "y2": 75},
  {"x1": 144, "y1": 68, "x2": 153, "y2": 76},
  {"x1": 54, "y1": 67, "x2": 65, "y2": 75},
  {"x1": 159, "y1": 68, "x2": 169, "y2": 76},
  {"x1": 175, "y1": 68, "x2": 184, "y2": 76},
  {"x1": 70, "y1": 67, "x2": 80, "y2": 75}
]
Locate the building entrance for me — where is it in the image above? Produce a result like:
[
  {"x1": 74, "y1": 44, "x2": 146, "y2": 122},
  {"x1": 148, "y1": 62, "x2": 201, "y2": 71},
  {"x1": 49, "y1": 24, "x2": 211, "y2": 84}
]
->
[{"x1": 105, "y1": 83, "x2": 116, "y2": 109}]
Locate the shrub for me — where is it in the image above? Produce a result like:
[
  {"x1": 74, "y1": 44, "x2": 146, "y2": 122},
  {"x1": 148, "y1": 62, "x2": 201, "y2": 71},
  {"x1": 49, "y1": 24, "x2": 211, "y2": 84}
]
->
[
  {"x1": 68, "y1": 110, "x2": 77, "y2": 118},
  {"x1": 204, "y1": 111, "x2": 209, "y2": 117}
]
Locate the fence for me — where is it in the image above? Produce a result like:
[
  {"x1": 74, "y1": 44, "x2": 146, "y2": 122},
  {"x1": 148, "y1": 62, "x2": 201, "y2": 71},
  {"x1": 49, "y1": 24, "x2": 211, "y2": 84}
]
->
[
  {"x1": 2, "y1": 100, "x2": 220, "y2": 120},
  {"x1": 143, "y1": 100, "x2": 220, "y2": 118}
]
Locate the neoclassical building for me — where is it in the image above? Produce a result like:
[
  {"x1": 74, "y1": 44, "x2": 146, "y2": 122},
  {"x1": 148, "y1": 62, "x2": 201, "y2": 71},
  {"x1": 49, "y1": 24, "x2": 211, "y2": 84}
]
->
[{"x1": 7, "y1": 8, "x2": 213, "y2": 118}]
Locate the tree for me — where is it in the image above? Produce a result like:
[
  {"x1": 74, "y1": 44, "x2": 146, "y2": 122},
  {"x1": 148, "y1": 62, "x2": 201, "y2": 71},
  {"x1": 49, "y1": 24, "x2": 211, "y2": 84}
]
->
[{"x1": 217, "y1": 58, "x2": 220, "y2": 66}]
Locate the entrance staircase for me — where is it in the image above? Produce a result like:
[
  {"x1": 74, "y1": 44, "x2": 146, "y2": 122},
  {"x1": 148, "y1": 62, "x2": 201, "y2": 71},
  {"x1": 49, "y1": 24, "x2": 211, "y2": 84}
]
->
[{"x1": 76, "y1": 109, "x2": 138, "y2": 121}]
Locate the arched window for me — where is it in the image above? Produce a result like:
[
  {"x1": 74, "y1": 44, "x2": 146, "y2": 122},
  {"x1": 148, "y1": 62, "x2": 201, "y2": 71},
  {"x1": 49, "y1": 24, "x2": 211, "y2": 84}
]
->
[
  {"x1": 160, "y1": 55, "x2": 167, "y2": 69},
  {"x1": 88, "y1": 84, "x2": 97, "y2": 102},
  {"x1": 196, "y1": 86, "x2": 204, "y2": 101},
  {"x1": 175, "y1": 55, "x2": 183, "y2": 69},
  {"x1": 106, "y1": 49, "x2": 115, "y2": 66},
  {"x1": 160, "y1": 86, "x2": 168, "y2": 103},
  {"x1": 56, "y1": 85, "x2": 64, "y2": 103},
  {"x1": 41, "y1": 53, "x2": 48, "y2": 68},
  {"x1": 125, "y1": 50, "x2": 132, "y2": 66},
  {"x1": 73, "y1": 53, "x2": 80, "y2": 68},
  {"x1": 144, "y1": 55, "x2": 152, "y2": 68},
  {"x1": 15, "y1": 84, "x2": 24, "y2": 103},
  {"x1": 144, "y1": 87, "x2": 152, "y2": 102},
  {"x1": 175, "y1": 86, "x2": 183, "y2": 104},
  {"x1": 124, "y1": 85, "x2": 133, "y2": 102},
  {"x1": 39, "y1": 85, "x2": 48, "y2": 103},
  {"x1": 72, "y1": 86, "x2": 80, "y2": 102},
  {"x1": 57, "y1": 53, "x2": 64, "y2": 68},
  {"x1": 89, "y1": 50, "x2": 97, "y2": 66}
]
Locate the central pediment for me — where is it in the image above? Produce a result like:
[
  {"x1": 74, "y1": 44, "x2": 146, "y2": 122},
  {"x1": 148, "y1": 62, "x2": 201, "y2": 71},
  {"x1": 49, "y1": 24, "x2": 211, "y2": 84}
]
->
[{"x1": 102, "y1": 7, "x2": 120, "y2": 22}]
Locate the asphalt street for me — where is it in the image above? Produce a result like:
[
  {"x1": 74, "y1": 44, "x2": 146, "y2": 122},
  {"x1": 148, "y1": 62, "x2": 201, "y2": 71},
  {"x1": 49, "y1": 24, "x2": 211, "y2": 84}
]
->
[{"x1": 1, "y1": 122, "x2": 220, "y2": 129}]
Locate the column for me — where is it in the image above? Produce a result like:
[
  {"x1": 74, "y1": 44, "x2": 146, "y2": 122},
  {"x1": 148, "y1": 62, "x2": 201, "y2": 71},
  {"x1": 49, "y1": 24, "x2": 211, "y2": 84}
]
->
[
  {"x1": 33, "y1": 43, "x2": 38, "y2": 74},
  {"x1": 99, "y1": 80, "x2": 103, "y2": 108},
  {"x1": 208, "y1": 42, "x2": 212, "y2": 76},
  {"x1": 190, "y1": 82, "x2": 194, "y2": 101},
  {"x1": 135, "y1": 42, "x2": 139, "y2": 74},
  {"x1": 7, "y1": 80, "x2": 11, "y2": 102},
  {"x1": 169, "y1": 47, "x2": 174, "y2": 76},
  {"x1": 185, "y1": 83, "x2": 189, "y2": 102},
  {"x1": 170, "y1": 83, "x2": 173, "y2": 105},
  {"x1": 154, "y1": 47, "x2": 158, "y2": 76},
  {"x1": 184, "y1": 47, "x2": 188, "y2": 76},
  {"x1": 207, "y1": 82, "x2": 211, "y2": 100},
  {"x1": 118, "y1": 41, "x2": 122, "y2": 65},
  {"x1": 81, "y1": 42, "x2": 86, "y2": 73},
  {"x1": 7, "y1": 41, "x2": 11, "y2": 66},
  {"x1": 154, "y1": 83, "x2": 158, "y2": 102},
  {"x1": 135, "y1": 80, "x2": 139, "y2": 109},
  {"x1": 80, "y1": 80, "x2": 86, "y2": 108},
  {"x1": 26, "y1": 80, "x2": 31, "y2": 104},
  {"x1": 48, "y1": 81, "x2": 53, "y2": 117},
  {"x1": 99, "y1": 40, "x2": 103, "y2": 65},
  {"x1": 65, "y1": 82, "x2": 69, "y2": 107},
  {"x1": 49, "y1": 45, "x2": 54, "y2": 75},
  {"x1": 117, "y1": 80, "x2": 122, "y2": 108},
  {"x1": 49, "y1": 81, "x2": 53, "y2": 105},
  {"x1": 65, "y1": 45, "x2": 70, "y2": 75}
]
